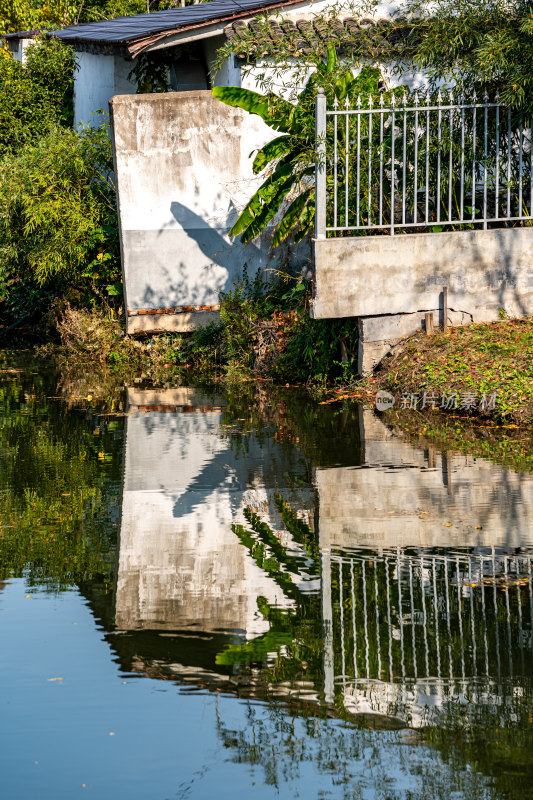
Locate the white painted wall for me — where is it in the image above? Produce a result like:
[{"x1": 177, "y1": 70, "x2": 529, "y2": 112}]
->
[
  {"x1": 10, "y1": 36, "x2": 34, "y2": 63},
  {"x1": 111, "y1": 90, "x2": 310, "y2": 330},
  {"x1": 74, "y1": 50, "x2": 137, "y2": 127}
]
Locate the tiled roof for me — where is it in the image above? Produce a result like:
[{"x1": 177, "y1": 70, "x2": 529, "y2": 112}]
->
[{"x1": 4, "y1": 0, "x2": 305, "y2": 55}]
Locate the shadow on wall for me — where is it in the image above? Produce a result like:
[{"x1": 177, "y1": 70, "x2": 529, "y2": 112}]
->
[
  {"x1": 134, "y1": 201, "x2": 312, "y2": 310},
  {"x1": 169, "y1": 199, "x2": 268, "y2": 282},
  {"x1": 134, "y1": 201, "x2": 269, "y2": 310}
]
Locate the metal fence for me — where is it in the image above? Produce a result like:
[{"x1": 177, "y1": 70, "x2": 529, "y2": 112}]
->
[{"x1": 315, "y1": 88, "x2": 533, "y2": 237}]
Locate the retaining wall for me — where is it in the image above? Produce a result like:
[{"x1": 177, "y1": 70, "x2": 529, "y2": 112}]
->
[{"x1": 312, "y1": 227, "x2": 533, "y2": 373}]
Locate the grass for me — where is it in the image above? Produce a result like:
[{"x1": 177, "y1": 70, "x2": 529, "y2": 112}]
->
[{"x1": 369, "y1": 317, "x2": 533, "y2": 424}]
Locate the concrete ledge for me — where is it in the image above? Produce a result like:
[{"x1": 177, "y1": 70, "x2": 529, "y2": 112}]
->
[
  {"x1": 357, "y1": 309, "x2": 473, "y2": 375},
  {"x1": 312, "y1": 226, "x2": 533, "y2": 319},
  {"x1": 127, "y1": 310, "x2": 220, "y2": 334}
]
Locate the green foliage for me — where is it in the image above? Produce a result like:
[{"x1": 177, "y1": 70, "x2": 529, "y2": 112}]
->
[
  {"x1": 0, "y1": 125, "x2": 120, "y2": 312},
  {"x1": 214, "y1": 0, "x2": 533, "y2": 112},
  {"x1": 219, "y1": 268, "x2": 359, "y2": 382},
  {"x1": 0, "y1": 39, "x2": 75, "y2": 158},
  {"x1": 212, "y1": 47, "x2": 383, "y2": 246},
  {"x1": 129, "y1": 49, "x2": 176, "y2": 93},
  {"x1": 24, "y1": 37, "x2": 75, "y2": 125},
  {"x1": 399, "y1": 0, "x2": 533, "y2": 111},
  {"x1": 371, "y1": 317, "x2": 533, "y2": 424},
  {"x1": 0, "y1": 360, "x2": 121, "y2": 589}
]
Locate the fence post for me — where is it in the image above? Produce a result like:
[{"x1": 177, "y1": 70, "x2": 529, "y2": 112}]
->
[{"x1": 315, "y1": 87, "x2": 327, "y2": 239}]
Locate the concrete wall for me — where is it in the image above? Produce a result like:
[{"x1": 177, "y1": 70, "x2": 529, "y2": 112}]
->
[
  {"x1": 110, "y1": 91, "x2": 309, "y2": 333},
  {"x1": 74, "y1": 51, "x2": 136, "y2": 127},
  {"x1": 312, "y1": 227, "x2": 533, "y2": 320},
  {"x1": 313, "y1": 226, "x2": 533, "y2": 373}
]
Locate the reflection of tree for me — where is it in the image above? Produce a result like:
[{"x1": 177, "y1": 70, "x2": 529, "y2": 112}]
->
[
  {"x1": 219, "y1": 384, "x2": 363, "y2": 469},
  {"x1": 0, "y1": 360, "x2": 122, "y2": 589},
  {"x1": 218, "y1": 497, "x2": 323, "y2": 689},
  {"x1": 214, "y1": 698, "x2": 500, "y2": 800}
]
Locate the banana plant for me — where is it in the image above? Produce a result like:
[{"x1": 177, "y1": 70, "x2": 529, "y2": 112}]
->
[{"x1": 212, "y1": 46, "x2": 383, "y2": 246}]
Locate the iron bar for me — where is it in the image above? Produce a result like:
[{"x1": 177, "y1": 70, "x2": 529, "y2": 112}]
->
[
  {"x1": 414, "y1": 93, "x2": 419, "y2": 225},
  {"x1": 495, "y1": 99, "x2": 500, "y2": 219},
  {"x1": 321, "y1": 94, "x2": 532, "y2": 235},
  {"x1": 345, "y1": 97, "x2": 349, "y2": 229},
  {"x1": 315, "y1": 88, "x2": 327, "y2": 238},
  {"x1": 356, "y1": 95, "x2": 361, "y2": 228},
  {"x1": 437, "y1": 91, "x2": 442, "y2": 223},
  {"x1": 507, "y1": 108, "x2": 512, "y2": 218},
  {"x1": 519, "y1": 114, "x2": 524, "y2": 218},
  {"x1": 333, "y1": 97, "x2": 338, "y2": 229},
  {"x1": 367, "y1": 96, "x2": 373, "y2": 225},
  {"x1": 448, "y1": 91, "x2": 453, "y2": 221},
  {"x1": 460, "y1": 98, "x2": 465, "y2": 222},
  {"x1": 402, "y1": 92, "x2": 407, "y2": 226},
  {"x1": 391, "y1": 96, "x2": 396, "y2": 235},
  {"x1": 472, "y1": 95, "x2": 477, "y2": 223},
  {"x1": 483, "y1": 93, "x2": 488, "y2": 229}
]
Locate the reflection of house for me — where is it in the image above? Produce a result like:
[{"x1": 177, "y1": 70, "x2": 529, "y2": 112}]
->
[
  {"x1": 101, "y1": 390, "x2": 533, "y2": 749},
  {"x1": 115, "y1": 387, "x2": 314, "y2": 634},
  {"x1": 315, "y1": 410, "x2": 533, "y2": 728},
  {"x1": 317, "y1": 409, "x2": 533, "y2": 550}
]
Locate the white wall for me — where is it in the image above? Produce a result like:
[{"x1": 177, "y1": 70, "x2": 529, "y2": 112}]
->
[
  {"x1": 10, "y1": 36, "x2": 34, "y2": 63},
  {"x1": 111, "y1": 90, "x2": 311, "y2": 332},
  {"x1": 74, "y1": 50, "x2": 137, "y2": 127}
]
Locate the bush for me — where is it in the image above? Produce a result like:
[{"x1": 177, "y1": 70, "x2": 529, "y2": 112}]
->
[
  {"x1": 220, "y1": 270, "x2": 359, "y2": 382},
  {"x1": 0, "y1": 124, "x2": 121, "y2": 322},
  {"x1": 0, "y1": 39, "x2": 75, "y2": 157}
]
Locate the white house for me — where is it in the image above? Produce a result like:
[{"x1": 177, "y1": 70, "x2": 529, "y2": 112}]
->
[{"x1": 5, "y1": 0, "x2": 418, "y2": 336}]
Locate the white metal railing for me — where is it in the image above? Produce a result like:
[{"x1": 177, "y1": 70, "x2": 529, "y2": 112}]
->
[{"x1": 315, "y1": 87, "x2": 533, "y2": 237}]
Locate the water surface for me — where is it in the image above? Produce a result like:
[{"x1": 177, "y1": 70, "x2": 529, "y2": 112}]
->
[{"x1": 1, "y1": 362, "x2": 532, "y2": 799}]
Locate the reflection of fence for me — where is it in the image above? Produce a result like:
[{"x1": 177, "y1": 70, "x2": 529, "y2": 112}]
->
[
  {"x1": 315, "y1": 90, "x2": 533, "y2": 236},
  {"x1": 329, "y1": 548, "x2": 533, "y2": 685},
  {"x1": 320, "y1": 548, "x2": 533, "y2": 728}
]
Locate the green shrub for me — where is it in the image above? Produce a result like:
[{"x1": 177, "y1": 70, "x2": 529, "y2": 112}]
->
[
  {"x1": 0, "y1": 124, "x2": 121, "y2": 321},
  {"x1": 0, "y1": 39, "x2": 75, "y2": 157},
  {"x1": 219, "y1": 269, "x2": 359, "y2": 382}
]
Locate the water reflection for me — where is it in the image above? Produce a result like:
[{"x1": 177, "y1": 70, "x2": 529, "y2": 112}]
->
[
  {"x1": 116, "y1": 387, "x2": 315, "y2": 635},
  {"x1": 113, "y1": 390, "x2": 533, "y2": 723},
  {"x1": 2, "y1": 369, "x2": 533, "y2": 799}
]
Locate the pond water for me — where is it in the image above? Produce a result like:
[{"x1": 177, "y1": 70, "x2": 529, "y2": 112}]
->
[{"x1": 1, "y1": 359, "x2": 533, "y2": 800}]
